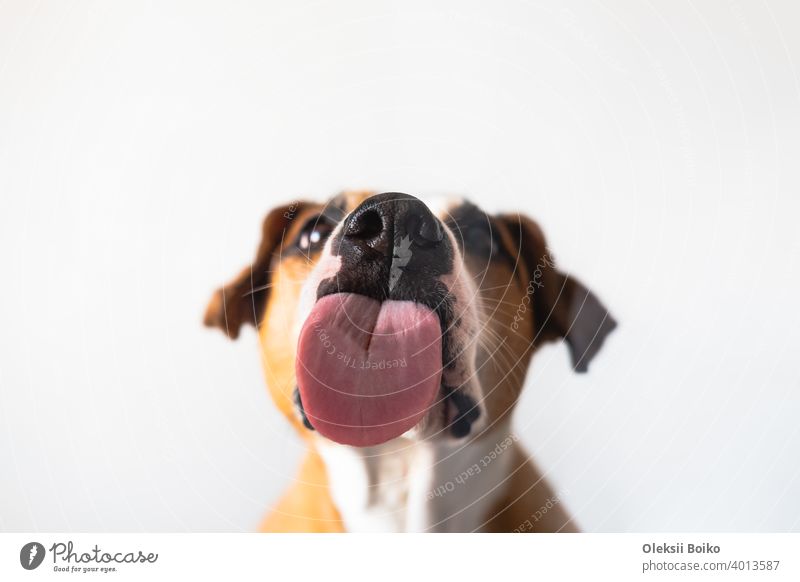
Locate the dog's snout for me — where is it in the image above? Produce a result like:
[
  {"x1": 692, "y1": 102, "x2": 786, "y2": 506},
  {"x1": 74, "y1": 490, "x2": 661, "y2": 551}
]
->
[
  {"x1": 343, "y1": 192, "x2": 443, "y2": 257},
  {"x1": 319, "y1": 192, "x2": 454, "y2": 306}
]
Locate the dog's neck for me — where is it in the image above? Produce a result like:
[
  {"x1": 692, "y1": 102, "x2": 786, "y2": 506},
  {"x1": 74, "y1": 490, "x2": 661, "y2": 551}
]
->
[{"x1": 315, "y1": 421, "x2": 518, "y2": 532}]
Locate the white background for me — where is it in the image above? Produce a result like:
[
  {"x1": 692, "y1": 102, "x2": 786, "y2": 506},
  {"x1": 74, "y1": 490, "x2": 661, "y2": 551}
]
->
[{"x1": 1, "y1": 0, "x2": 799, "y2": 532}]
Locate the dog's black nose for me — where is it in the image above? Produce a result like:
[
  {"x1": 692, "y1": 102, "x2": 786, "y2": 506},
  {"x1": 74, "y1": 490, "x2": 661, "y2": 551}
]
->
[
  {"x1": 319, "y1": 192, "x2": 453, "y2": 303},
  {"x1": 343, "y1": 192, "x2": 444, "y2": 258}
]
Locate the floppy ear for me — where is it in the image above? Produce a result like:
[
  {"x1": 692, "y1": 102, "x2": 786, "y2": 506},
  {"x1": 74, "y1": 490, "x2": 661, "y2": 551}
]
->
[
  {"x1": 497, "y1": 213, "x2": 617, "y2": 372},
  {"x1": 204, "y1": 202, "x2": 307, "y2": 339}
]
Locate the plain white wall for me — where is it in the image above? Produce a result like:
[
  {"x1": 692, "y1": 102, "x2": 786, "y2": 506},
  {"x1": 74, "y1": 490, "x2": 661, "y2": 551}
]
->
[{"x1": 1, "y1": 0, "x2": 799, "y2": 532}]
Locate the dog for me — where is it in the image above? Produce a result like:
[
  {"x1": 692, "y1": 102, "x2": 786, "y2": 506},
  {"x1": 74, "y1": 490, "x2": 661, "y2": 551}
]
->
[{"x1": 204, "y1": 190, "x2": 616, "y2": 532}]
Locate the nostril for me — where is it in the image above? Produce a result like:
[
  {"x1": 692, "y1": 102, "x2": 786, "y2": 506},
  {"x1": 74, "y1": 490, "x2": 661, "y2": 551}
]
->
[
  {"x1": 406, "y1": 213, "x2": 444, "y2": 246},
  {"x1": 419, "y1": 216, "x2": 443, "y2": 243},
  {"x1": 346, "y1": 209, "x2": 383, "y2": 239}
]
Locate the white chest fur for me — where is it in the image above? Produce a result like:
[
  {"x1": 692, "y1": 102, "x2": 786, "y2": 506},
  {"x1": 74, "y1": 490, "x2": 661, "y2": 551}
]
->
[{"x1": 316, "y1": 423, "x2": 516, "y2": 532}]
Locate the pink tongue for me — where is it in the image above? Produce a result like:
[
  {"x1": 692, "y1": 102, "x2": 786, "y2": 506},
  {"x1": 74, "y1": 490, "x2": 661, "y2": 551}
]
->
[{"x1": 296, "y1": 293, "x2": 442, "y2": 447}]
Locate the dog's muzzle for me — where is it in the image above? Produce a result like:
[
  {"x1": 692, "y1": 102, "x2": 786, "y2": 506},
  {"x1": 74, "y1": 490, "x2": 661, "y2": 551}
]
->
[
  {"x1": 315, "y1": 192, "x2": 453, "y2": 308},
  {"x1": 294, "y1": 193, "x2": 480, "y2": 446}
]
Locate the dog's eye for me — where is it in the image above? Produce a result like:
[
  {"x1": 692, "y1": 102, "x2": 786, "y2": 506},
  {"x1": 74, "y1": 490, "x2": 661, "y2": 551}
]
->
[{"x1": 296, "y1": 216, "x2": 334, "y2": 252}]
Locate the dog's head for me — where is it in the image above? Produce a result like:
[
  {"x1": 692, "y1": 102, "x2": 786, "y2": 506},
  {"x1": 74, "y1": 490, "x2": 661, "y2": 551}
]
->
[{"x1": 205, "y1": 191, "x2": 616, "y2": 447}]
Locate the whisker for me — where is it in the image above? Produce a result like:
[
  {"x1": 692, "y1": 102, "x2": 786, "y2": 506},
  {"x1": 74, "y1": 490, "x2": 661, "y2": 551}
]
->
[
  {"x1": 479, "y1": 296, "x2": 526, "y2": 309},
  {"x1": 241, "y1": 282, "x2": 275, "y2": 297},
  {"x1": 478, "y1": 283, "x2": 518, "y2": 292}
]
